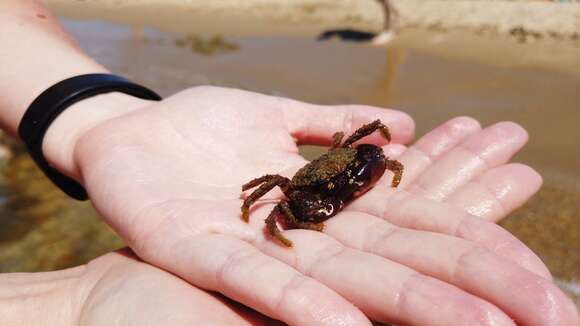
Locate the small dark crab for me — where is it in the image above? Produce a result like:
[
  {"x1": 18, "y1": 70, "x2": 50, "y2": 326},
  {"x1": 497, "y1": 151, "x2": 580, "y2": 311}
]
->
[{"x1": 241, "y1": 119, "x2": 404, "y2": 247}]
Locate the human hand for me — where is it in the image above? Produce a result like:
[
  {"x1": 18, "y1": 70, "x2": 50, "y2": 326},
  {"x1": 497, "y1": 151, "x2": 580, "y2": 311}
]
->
[
  {"x1": 77, "y1": 250, "x2": 284, "y2": 326},
  {"x1": 70, "y1": 87, "x2": 577, "y2": 325},
  {"x1": 0, "y1": 249, "x2": 281, "y2": 326}
]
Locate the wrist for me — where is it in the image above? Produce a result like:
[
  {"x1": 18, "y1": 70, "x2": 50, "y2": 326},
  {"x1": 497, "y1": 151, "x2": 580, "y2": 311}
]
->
[
  {"x1": 0, "y1": 267, "x2": 85, "y2": 326},
  {"x1": 42, "y1": 91, "x2": 153, "y2": 182}
]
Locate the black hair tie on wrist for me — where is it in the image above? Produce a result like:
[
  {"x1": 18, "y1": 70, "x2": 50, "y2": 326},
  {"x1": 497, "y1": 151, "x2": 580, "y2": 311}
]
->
[{"x1": 18, "y1": 73, "x2": 162, "y2": 200}]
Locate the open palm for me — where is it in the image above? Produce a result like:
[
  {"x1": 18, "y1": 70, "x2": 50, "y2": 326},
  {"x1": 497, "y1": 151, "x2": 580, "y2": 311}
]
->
[{"x1": 75, "y1": 87, "x2": 578, "y2": 326}]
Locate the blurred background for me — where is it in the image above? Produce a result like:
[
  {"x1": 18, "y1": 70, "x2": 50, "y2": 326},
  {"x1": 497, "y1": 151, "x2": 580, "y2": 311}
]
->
[{"x1": 0, "y1": 0, "x2": 578, "y2": 312}]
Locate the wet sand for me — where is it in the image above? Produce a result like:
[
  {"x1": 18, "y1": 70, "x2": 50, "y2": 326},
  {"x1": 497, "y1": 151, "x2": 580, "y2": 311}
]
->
[{"x1": 1, "y1": 1, "x2": 579, "y2": 311}]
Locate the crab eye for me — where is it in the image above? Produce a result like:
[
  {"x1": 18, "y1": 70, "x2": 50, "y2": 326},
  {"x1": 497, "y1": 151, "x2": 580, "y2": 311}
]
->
[{"x1": 317, "y1": 203, "x2": 335, "y2": 217}]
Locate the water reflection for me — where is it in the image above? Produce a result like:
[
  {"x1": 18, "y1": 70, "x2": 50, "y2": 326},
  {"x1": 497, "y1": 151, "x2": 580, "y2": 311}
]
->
[{"x1": 0, "y1": 144, "x2": 123, "y2": 272}]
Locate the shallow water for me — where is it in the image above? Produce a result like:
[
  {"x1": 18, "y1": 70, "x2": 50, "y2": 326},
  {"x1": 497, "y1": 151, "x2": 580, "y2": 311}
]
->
[{"x1": 0, "y1": 18, "x2": 578, "y2": 307}]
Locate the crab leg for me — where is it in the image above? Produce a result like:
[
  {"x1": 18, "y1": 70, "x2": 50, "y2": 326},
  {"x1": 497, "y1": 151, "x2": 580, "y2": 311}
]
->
[
  {"x1": 330, "y1": 132, "x2": 345, "y2": 149},
  {"x1": 242, "y1": 174, "x2": 288, "y2": 191},
  {"x1": 279, "y1": 201, "x2": 324, "y2": 232},
  {"x1": 241, "y1": 175, "x2": 290, "y2": 222},
  {"x1": 264, "y1": 204, "x2": 294, "y2": 247},
  {"x1": 265, "y1": 201, "x2": 324, "y2": 248},
  {"x1": 386, "y1": 158, "x2": 404, "y2": 188},
  {"x1": 342, "y1": 119, "x2": 391, "y2": 148}
]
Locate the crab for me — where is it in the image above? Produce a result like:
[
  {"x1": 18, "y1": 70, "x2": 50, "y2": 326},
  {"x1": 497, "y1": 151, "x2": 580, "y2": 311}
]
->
[{"x1": 241, "y1": 120, "x2": 404, "y2": 247}]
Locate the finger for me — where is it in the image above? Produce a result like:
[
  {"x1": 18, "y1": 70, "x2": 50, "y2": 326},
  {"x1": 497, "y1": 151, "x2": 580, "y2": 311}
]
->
[
  {"x1": 214, "y1": 294, "x2": 289, "y2": 326},
  {"x1": 382, "y1": 143, "x2": 407, "y2": 158},
  {"x1": 445, "y1": 163, "x2": 543, "y2": 222},
  {"x1": 347, "y1": 190, "x2": 551, "y2": 278},
  {"x1": 281, "y1": 102, "x2": 415, "y2": 145},
  {"x1": 406, "y1": 122, "x2": 529, "y2": 201},
  {"x1": 257, "y1": 231, "x2": 515, "y2": 326},
  {"x1": 383, "y1": 116, "x2": 481, "y2": 189},
  {"x1": 140, "y1": 233, "x2": 370, "y2": 326},
  {"x1": 94, "y1": 250, "x2": 278, "y2": 326},
  {"x1": 324, "y1": 212, "x2": 577, "y2": 326}
]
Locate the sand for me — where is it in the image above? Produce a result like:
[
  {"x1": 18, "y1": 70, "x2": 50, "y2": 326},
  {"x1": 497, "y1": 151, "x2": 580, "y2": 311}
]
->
[{"x1": 46, "y1": 0, "x2": 580, "y2": 41}]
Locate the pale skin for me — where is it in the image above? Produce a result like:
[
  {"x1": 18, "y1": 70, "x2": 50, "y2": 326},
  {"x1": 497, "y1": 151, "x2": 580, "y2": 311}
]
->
[
  {"x1": 0, "y1": 1, "x2": 578, "y2": 325},
  {"x1": 0, "y1": 249, "x2": 283, "y2": 326}
]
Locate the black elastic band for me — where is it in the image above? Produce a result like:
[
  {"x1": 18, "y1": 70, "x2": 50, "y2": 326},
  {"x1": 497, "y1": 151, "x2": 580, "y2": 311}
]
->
[{"x1": 18, "y1": 73, "x2": 162, "y2": 200}]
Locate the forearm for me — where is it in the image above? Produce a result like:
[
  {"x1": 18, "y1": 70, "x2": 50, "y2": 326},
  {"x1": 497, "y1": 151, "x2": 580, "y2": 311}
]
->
[
  {"x1": 0, "y1": 267, "x2": 85, "y2": 326},
  {"x1": 0, "y1": 0, "x2": 106, "y2": 134},
  {"x1": 0, "y1": 0, "x2": 150, "y2": 181}
]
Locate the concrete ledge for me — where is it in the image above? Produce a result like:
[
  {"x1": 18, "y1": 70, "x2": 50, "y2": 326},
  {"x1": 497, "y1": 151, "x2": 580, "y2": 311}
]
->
[
  {"x1": 397, "y1": 0, "x2": 580, "y2": 39},
  {"x1": 46, "y1": 0, "x2": 580, "y2": 40}
]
